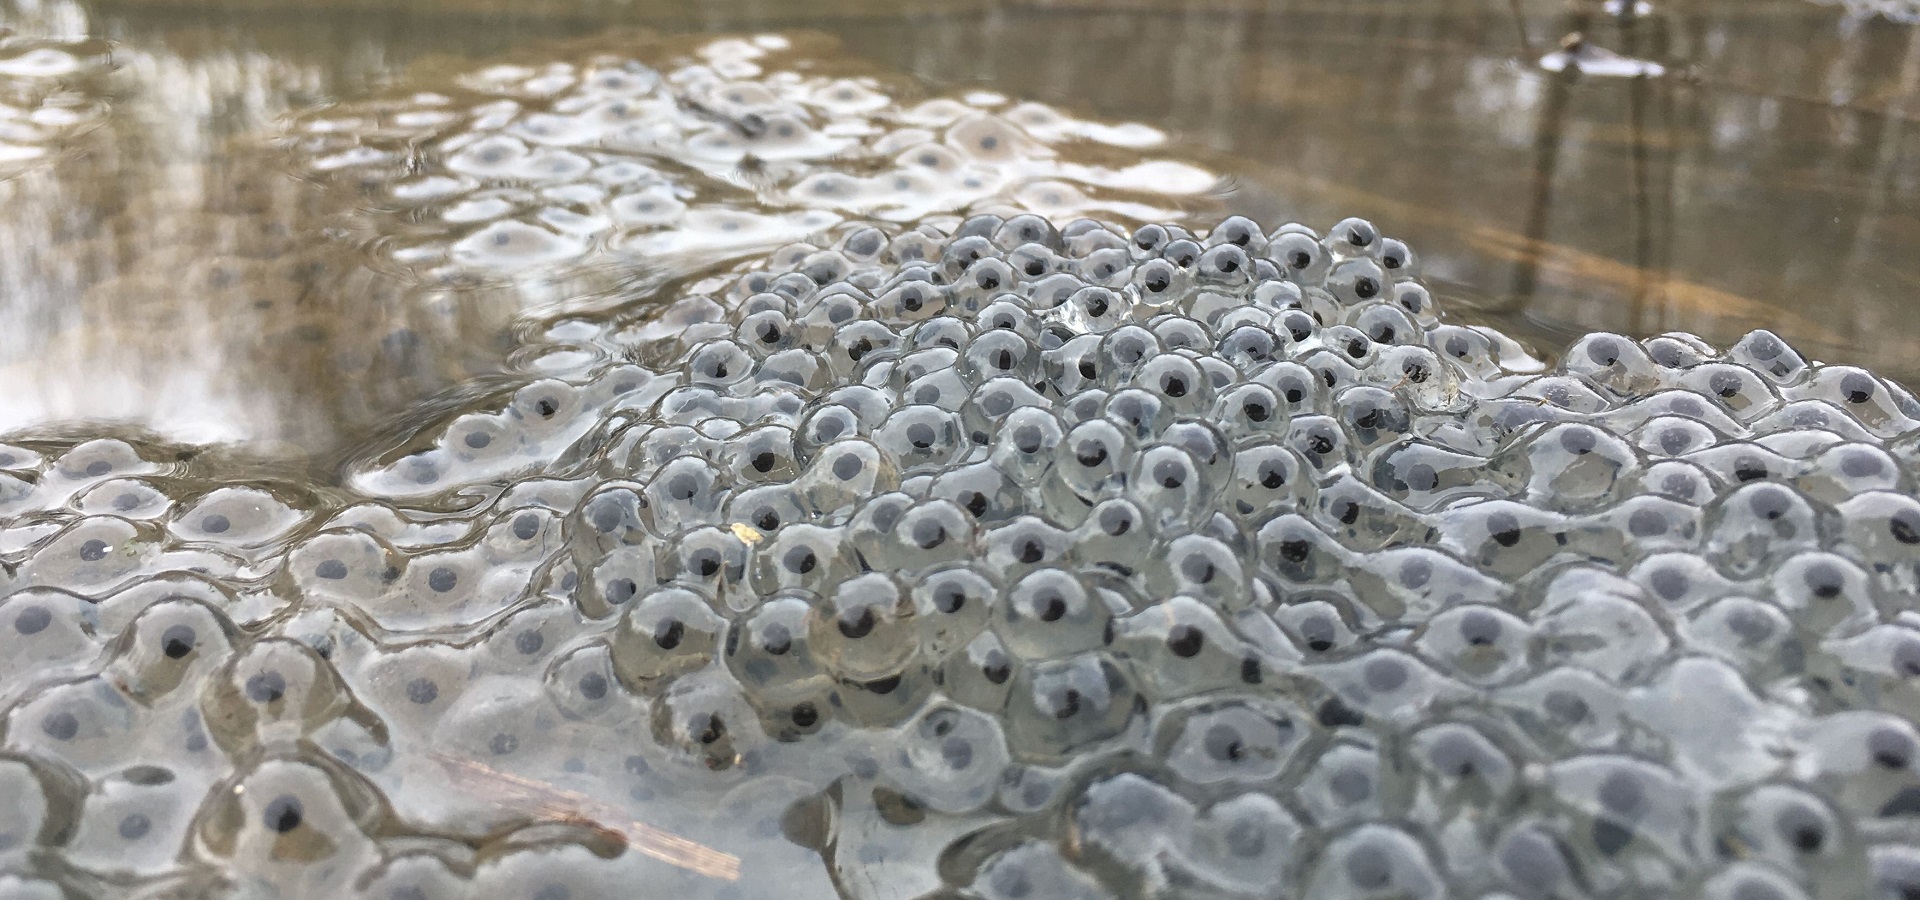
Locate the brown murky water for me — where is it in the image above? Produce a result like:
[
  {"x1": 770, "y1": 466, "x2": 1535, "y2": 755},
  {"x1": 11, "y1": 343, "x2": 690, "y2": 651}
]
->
[{"x1": 1, "y1": 0, "x2": 1915, "y2": 472}]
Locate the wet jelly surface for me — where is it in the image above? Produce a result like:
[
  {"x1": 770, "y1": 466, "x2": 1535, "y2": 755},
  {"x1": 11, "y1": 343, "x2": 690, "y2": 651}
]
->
[{"x1": 2, "y1": 8, "x2": 1920, "y2": 900}]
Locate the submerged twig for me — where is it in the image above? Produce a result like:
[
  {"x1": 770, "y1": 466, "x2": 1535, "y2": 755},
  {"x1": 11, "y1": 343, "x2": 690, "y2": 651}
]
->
[{"x1": 433, "y1": 753, "x2": 743, "y2": 882}]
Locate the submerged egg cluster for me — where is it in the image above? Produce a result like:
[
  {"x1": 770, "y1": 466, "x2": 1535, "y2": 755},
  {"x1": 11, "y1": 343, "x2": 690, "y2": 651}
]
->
[
  {"x1": 6, "y1": 212, "x2": 1920, "y2": 899},
  {"x1": 282, "y1": 33, "x2": 1216, "y2": 281}
]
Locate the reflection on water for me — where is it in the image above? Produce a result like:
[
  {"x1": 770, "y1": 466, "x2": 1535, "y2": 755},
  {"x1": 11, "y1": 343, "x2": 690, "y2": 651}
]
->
[{"x1": 0, "y1": 0, "x2": 1915, "y2": 464}]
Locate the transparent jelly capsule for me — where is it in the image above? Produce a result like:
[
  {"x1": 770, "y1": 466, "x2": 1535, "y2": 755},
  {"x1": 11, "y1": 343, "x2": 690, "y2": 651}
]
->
[
  {"x1": 993, "y1": 568, "x2": 1107, "y2": 662},
  {"x1": 1003, "y1": 652, "x2": 1137, "y2": 761},
  {"x1": 1153, "y1": 695, "x2": 1309, "y2": 786},
  {"x1": 610, "y1": 586, "x2": 726, "y2": 691},
  {"x1": 884, "y1": 701, "x2": 1010, "y2": 814},
  {"x1": 806, "y1": 571, "x2": 915, "y2": 683},
  {"x1": 192, "y1": 753, "x2": 384, "y2": 893}
]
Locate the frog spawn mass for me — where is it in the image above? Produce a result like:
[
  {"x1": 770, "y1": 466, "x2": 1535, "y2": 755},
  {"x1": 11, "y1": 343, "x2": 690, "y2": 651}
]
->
[
  {"x1": 7, "y1": 214, "x2": 1920, "y2": 900},
  {"x1": 281, "y1": 33, "x2": 1217, "y2": 283}
]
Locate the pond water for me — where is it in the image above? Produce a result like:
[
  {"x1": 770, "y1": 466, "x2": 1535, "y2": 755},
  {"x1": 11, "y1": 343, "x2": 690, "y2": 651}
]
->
[{"x1": 3, "y1": 1, "x2": 1920, "y2": 898}]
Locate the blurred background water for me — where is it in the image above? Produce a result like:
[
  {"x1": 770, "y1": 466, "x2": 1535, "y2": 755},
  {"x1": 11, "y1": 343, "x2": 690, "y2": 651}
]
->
[{"x1": 0, "y1": 0, "x2": 1915, "y2": 476}]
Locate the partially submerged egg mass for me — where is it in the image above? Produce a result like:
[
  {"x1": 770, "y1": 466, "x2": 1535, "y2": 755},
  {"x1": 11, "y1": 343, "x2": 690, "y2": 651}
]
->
[{"x1": 4, "y1": 207, "x2": 1920, "y2": 897}]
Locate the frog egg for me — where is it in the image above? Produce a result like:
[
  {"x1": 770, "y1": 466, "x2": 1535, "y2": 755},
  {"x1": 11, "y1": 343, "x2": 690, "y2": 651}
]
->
[
  {"x1": 804, "y1": 572, "x2": 914, "y2": 683},
  {"x1": 1514, "y1": 422, "x2": 1643, "y2": 510},
  {"x1": 201, "y1": 638, "x2": 353, "y2": 752},
  {"x1": 872, "y1": 279, "x2": 949, "y2": 326},
  {"x1": 880, "y1": 701, "x2": 1011, "y2": 816},
  {"x1": 964, "y1": 378, "x2": 1048, "y2": 439},
  {"x1": 1003, "y1": 652, "x2": 1137, "y2": 761},
  {"x1": 288, "y1": 528, "x2": 400, "y2": 604},
  {"x1": 720, "y1": 591, "x2": 822, "y2": 705},
  {"x1": 640, "y1": 456, "x2": 728, "y2": 536},
  {"x1": 1212, "y1": 383, "x2": 1289, "y2": 442},
  {"x1": 1493, "y1": 665, "x2": 1631, "y2": 756},
  {"x1": 64, "y1": 763, "x2": 206, "y2": 878},
  {"x1": 1096, "y1": 324, "x2": 1163, "y2": 383},
  {"x1": 1409, "y1": 720, "x2": 1519, "y2": 814},
  {"x1": 1491, "y1": 822, "x2": 1578, "y2": 897},
  {"x1": 1675, "y1": 597, "x2": 1790, "y2": 677},
  {"x1": 1766, "y1": 552, "x2": 1876, "y2": 637},
  {"x1": 929, "y1": 462, "x2": 1021, "y2": 525},
  {"x1": 1256, "y1": 513, "x2": 1355, "y2": 585},
  {"x1": 609, "y1": 586, "x2": 726, "y2": 691},
  {"x1": 538, "y1": 641, "x2": 624, "y2": 721},
  {"x1": 1264, "y1": 597, "x2": 1355, "y2": 660},
  {"x1": 873, "y1": 404, "x2": 966, "y2": 474},
  {"x1": 823, "y1": 319, "x2": 898, "y2": 379},
  {"x1": 1286, "y1": 414, "x2": 1348, "y2": 474},
  {"x1": 1333, "y1": 386, "x2": 1411, "y2": 454},
  {"x1": 751, "y1": 522, "x2": 856, "y2": 595},
  {"x1": 1055, "y1": 284, "x2": 1130, "y2": 333},
  {"x1": 474, "y1": 601, "x2": 578, "y2": 678},
  {"x1": 1046, "y1": 418, "x2": 1131, "y2": 505},
  {"x1": 1435, "y1": 500, "x2": 1575, "y2": 578},
  {"x1": 1703, "y1": 482, "x2": 1824, "y2": 577},
  {"x1": 432, "y1": 675, "x2": 562, "y2": 777},
  {"x1": 797, "y1": 402, "x2": 870, "y2": 453},
  {"x1": 50, "y1": 438, "x2": 156, "y2": 486},
  {"x1": 989, "y1": 406, "x2": 1066, "y2": 481},
  {"x1": 5, "y1": 677, "x2": 143, "y2": 774},
  {"x1": 958, "y1": 329, "x2": 1038, "y2": 383},
  {"x1": 75, "y1": 479, "x2": 173, "y2": 520},
  {"x1": 1531, "y1": 575, "x2": 1671, "y2": 683},
  {"x1": 1631, "y1": 414, "x2": 1723, "y2": 458},
  {"x1": 985, "y1": 568, "x2": 1102, "y2": 662},
  {"x1": 171, "y1": 486, "x2": 305, "y2": 548},
  {"x1": 886, "y1": 228, "x2": 944, "y2": 265},
  {"x1": 628, "y1": 425, "x2": 715, "y2": 474},
  {"x1": 1159, "y1": 238, "x2": 1203, "y2": 271},
  {"x1": 1678, "y1": 363, "x2": 1780, "y2": 421},
  {"x1": 907, "y1": 564, "x2": 996, "y2": 660},
  {"x1": 1799, "y1": 441, "x2": 1905, "y2": 503},
  {"x1": 647, "y1": 667, "x2": 763, "y2": 773},
  {"x1": 660, "y1": 518, "x2": 756, "y2": 594},
  {"x1": 1153, "y1": 695, "x2": 1309, "y2": 788},
  {"x1": 1293, "y1": 737, "x2": 1384, "y2": 827},
  {"x1": 192, "y1": 754, "x2": 383, "y2": 892},
  {"x1": 1102, "y1": 388, "x2": 1172, "y2": 442},
  {"x1": 970, "y1": 841, "x2": 1109, "y2": 900},
  {"x1": 1211, "y1": 324, "x2": 1282, "y2": 375},
  {"x1": 0, "y1": 590, "x2": 95, "y2": 695},
  {"x1": 1547, "y1": 754, "x2": 1699, "y2": 868},
  {"x1": 1793, "y1": 365, "x2": 1918, "y2": 435},
  {"x1": 104, "y1": 597, "x2": 236, "y2": 704},
  {"x1": 939, "y1": 630, "x2": 1017, "y2": 715},
  {"x1": 1718, "y1": 783, "x2": 1856, "y2": 876},
  {"x1": 1305, "y1": 825, "x2": 1443, "y2": 894},
  {"x1": 1061, "y1": 497, "x2": 1150, "y2": 577},
  {"x1": 23, "y1": 516, "x2": 158, "y2": 595},
  {"x1": 1413, "y1": 605, "x2": 1533, "y2": 686},
  {"x1": 1219, "y1": 442, "x2": 1304, "y2": 527},
  {"x1": 1125, "y1": 444, "x2": 1212, "y2": 530},
  {"x1": 1319, "y1": 648, "x2": 1471, "y2": 723},
  {"x1": 1071, "y1": 772, "x2": 1197, "y2": 880},
  {"x1": 980, "y1": 516, "x2": 1072, "y2": 577}
]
